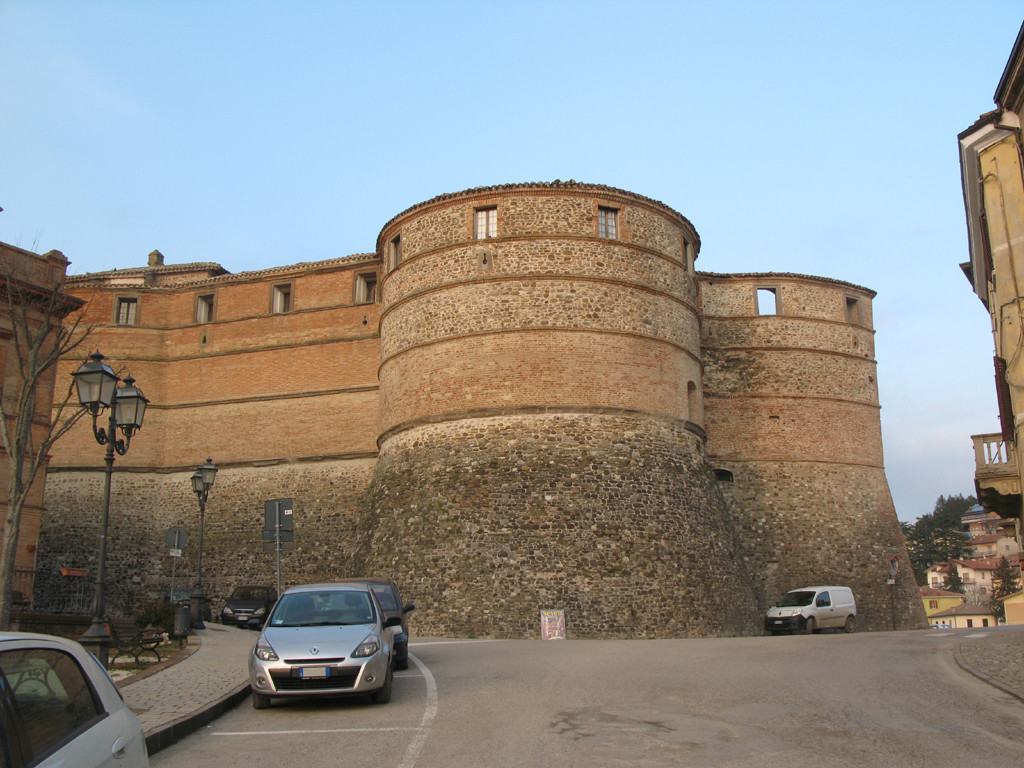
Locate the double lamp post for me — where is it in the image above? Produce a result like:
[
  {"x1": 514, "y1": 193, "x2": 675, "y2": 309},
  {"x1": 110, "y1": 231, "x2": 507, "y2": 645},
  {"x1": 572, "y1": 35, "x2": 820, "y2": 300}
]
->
[
  {"x1": 72, "y1": 352, "x2": 148, "y2": 668},
  {"x1": 72, "y1": 351, "x2": 218, "y2": 661}
]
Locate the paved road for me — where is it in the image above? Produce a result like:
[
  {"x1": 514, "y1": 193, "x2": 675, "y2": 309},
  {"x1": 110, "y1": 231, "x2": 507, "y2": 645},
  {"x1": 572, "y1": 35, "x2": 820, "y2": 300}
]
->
[{"x1": 151, "y1": 630, "x2": 1024, "y2": 767}]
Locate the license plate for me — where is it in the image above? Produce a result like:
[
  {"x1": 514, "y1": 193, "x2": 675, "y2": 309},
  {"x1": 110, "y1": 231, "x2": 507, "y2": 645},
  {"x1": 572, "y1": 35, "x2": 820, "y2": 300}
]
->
[
  {"x1": 300, "y1": 666, "x2": 329, "y2": 679},
  {"x1": 772, "y1": 620, "x2": 782, "y2": 625}
]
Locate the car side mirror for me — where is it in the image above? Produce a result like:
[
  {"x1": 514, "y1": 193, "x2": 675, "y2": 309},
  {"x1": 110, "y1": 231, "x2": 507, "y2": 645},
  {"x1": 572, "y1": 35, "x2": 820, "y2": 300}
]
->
[
  {"x1": 384, "y1": 616, "x2": 402, "y2": 628},
  {"x1": 403, "y1": 603, "x2": 416, "y2": 613}
]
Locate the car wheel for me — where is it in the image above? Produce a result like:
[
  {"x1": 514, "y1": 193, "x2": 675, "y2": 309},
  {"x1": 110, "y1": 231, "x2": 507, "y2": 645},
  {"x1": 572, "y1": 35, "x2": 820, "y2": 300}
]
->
[
  {"x1": 252, "y1": 692, "x2": 271, "y2": 710},
  {"x1": 804, "y1": 617, "x2": 816, "y2": 635},
  {"x1": 843, "y1": 615, "x2": 856, "y2": 633},
  {"x1": 395, "y1": 653, "x2": 409, "y2": 671},
  {"x1": 370, "y1": 663, "x2": 393, "y2": 705}
]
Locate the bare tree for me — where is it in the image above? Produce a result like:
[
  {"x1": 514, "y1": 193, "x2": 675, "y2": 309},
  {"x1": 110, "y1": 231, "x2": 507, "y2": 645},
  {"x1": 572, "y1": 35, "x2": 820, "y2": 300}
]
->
[{"x1": 0, "y1": 266, "x2": 89, "y2": 629}]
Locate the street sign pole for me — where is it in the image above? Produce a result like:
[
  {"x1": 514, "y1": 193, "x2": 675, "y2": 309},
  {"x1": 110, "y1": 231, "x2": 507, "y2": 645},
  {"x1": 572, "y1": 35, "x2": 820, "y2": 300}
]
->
[
  {"x1": 165, "y1": 526, "x2": 188, "y2": 604},
  {"x1": 888, "y1": 556, "x2": 900, "y2": 630},
  {"x1": 263, "y1": 499, "x2": 293, "y2": 596},
  {"x1": 275, "y1": 500, "x2": 282, "y2": 598}
]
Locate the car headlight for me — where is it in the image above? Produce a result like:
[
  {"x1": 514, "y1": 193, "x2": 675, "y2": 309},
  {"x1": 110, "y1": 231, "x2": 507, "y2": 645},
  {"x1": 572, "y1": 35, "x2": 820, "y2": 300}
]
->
[
  {"x1": 223, "y1": 607, "x2": 234, "y2": 615},
  {"x1": 254, "y1": 638, "x2": 279, "y2": 661},
  {"x1": 254, "y1": 606, "x2": 265, "y2": 615},
  {"x1": 351, "y1": 634, "x2": 381, "y2": 658}
]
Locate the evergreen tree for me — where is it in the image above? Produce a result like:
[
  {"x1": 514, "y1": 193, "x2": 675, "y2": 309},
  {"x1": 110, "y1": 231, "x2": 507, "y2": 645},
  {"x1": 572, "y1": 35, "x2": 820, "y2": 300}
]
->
[
  {"x1": 943, "y1": 564, "x2": 965, "y2": 594},
  {"x1": 902, "y1": 494, "x2": 974, "y2": 585},
  {"x1": 990, "y1": 555, "x2": 1022, "y2": 621}
]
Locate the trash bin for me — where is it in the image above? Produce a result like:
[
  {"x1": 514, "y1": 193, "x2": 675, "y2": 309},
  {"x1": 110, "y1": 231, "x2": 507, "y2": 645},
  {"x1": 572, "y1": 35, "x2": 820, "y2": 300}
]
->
[{"x1": 173, "y1": 605, "x2": 190, "y2": 637}]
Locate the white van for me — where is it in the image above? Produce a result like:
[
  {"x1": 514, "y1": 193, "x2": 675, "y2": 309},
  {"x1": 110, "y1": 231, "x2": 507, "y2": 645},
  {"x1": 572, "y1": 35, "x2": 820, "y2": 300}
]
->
[{"x1": 764, "y1": 586, "x2": 856, "y2": 635}]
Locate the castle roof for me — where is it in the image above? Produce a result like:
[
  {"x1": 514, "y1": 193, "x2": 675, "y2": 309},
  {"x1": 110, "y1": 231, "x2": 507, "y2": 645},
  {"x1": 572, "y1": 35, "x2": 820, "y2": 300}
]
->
[{"x1": 67, "y1": 253, "x2": 377, "y2": 289}]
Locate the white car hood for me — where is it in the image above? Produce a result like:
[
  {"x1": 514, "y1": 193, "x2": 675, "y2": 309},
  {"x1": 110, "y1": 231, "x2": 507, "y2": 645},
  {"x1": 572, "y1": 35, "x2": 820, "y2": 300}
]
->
[{"x1": 262, "y1": 623, "x2": 375, "y2": 661}]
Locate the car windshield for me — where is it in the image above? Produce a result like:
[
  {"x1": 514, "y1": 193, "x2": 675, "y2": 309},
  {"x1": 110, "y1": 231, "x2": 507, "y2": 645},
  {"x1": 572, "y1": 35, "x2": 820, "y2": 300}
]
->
[
  {"x1": 777, "y1": 591, "x2": 815, "y2": 607},
  {"x1": 232, "y1": 587, "x2": 269, "y2": 600},
  {"x1": 270, "y1": 590, "x2": 376, "y2": 627}
]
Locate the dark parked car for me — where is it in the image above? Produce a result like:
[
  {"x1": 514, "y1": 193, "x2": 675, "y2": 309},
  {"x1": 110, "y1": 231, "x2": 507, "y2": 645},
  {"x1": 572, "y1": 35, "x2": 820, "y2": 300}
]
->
[
  {"x1": 333, "y1": 578, "x2": 415, "y2": 669},
  {"x1": 220, "y1": 585, "x2": 278, "y2": 628}
]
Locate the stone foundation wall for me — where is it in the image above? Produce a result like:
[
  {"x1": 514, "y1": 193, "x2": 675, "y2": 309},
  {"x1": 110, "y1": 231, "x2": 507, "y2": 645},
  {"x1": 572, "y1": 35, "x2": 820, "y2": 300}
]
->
[
  {"x1": 36, "y1": 459, "x2": 376, "y2": 616},
  {"x1": 361, "y1": 413, "x2": 762, "y2": 638}
]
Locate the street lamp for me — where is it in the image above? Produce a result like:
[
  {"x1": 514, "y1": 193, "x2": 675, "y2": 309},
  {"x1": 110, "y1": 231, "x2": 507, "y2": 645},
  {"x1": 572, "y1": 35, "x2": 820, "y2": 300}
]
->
[
  {"x1": 189, "y1": 458, "x2": 217, "y2": 629},
  {"x1": 72, "y1": 352, "x2": 148, "y2": 668}
]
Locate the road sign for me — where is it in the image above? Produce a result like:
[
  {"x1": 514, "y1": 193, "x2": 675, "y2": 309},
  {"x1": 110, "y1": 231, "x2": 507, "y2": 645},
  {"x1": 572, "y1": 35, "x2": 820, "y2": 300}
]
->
[
  {"x1": 264, "y1": 499, "x2": 294, "y2": 531},
  {"x1": 166, "y1": 526, "x2": 188, "y2": 549},
  {"x1": 888, "y1": 556, "x2": 900, "y2": 579},
  {"x1": 169, "y1": 548, "x2": 182, "y2": 557}
]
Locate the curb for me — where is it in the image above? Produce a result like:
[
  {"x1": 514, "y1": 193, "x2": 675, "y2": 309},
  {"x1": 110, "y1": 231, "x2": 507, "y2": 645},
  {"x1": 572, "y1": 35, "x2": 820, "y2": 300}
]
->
[
  {"x1": 145, "y1": 681, "x2": 252, "y2": 756},
  {"x1": 954, "y1": 644, "x2": 1024, "y2": 705}
]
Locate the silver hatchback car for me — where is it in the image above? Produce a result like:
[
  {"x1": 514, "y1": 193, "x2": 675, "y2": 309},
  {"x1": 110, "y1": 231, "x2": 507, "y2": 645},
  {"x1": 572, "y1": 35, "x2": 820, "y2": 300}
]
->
[{"x1": 248, "y1": 583, "x2": 401, "y2": 709}]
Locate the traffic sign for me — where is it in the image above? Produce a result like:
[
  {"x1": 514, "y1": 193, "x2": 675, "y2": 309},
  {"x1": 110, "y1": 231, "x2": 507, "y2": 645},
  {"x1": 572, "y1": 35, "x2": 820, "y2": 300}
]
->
[{"x1": 166, "y1": 526, "x2": 188, "y2": 548}]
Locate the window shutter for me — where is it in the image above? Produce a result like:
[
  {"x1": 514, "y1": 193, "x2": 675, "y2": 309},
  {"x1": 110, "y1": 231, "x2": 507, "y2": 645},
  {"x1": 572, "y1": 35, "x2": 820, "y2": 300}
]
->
[{"x1": 994, "y1": 356, "x2": 1015, "y2": 443}]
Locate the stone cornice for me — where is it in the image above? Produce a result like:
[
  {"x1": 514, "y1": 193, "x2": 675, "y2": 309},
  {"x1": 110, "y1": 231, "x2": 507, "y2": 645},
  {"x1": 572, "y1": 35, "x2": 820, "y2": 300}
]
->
[
  {"x1": 697, "y1": 271, "x2": 876, "y2": 298},
  {"x1": 377, "y1": 405, "x2": 706, "y2": 448},
  {"x1": 376, "y1": 181, "x2": 701, "y2": 254}
]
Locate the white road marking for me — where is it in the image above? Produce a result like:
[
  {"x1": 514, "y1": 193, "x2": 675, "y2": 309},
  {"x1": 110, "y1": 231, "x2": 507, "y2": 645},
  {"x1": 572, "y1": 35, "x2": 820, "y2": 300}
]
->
[
  {"x1": 410, "y1": 639, "x2": 503, "y2": 647},
  {"x1": 213, "y1": 653, "x2": 439, "y2": 767},
  {"x1": 397, "y1": 652, "x2": 437, "y2": 768},
  {"x1": 214, "y1": 728, "x2": 419, "y2": 736}
]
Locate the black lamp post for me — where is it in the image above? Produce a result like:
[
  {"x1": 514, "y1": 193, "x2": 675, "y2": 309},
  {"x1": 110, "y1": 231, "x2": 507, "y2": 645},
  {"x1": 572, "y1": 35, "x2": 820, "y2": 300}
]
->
[
  {"x1": 189, "y1": 458, "x2": 217, "y2": 629},
  {"x1": 72, "y1": 352, "x2": 148, "y2": 668}
]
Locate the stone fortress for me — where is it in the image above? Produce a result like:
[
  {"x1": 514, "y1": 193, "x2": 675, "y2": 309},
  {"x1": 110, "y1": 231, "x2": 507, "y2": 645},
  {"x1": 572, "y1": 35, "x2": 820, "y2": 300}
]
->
[{"x1": 39, "y1": 181, "x2": 925, "y2": 636}]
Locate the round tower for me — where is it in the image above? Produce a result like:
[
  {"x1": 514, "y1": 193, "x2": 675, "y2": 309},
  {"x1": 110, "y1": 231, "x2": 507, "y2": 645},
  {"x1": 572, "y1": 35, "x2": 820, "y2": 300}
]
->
[
  {"x1": 700, "y1": 273, "x2": 926, "y2": 630},
  {"x1": 364, "y1": 182, "x2": 761, "y2": 638}
]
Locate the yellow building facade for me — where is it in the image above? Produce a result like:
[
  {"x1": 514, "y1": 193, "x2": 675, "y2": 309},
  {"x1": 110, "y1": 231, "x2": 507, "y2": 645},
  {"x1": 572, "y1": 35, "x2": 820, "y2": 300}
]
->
[{"x1": 960, "y1": 22, "x2": 1024, "y2": 566}]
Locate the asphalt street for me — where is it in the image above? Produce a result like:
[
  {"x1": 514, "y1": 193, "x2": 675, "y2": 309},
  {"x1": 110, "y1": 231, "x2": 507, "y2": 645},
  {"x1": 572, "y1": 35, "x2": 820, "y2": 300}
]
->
[{"x1": 150, "y1": 629, "x2": 1024, "y2": 768}]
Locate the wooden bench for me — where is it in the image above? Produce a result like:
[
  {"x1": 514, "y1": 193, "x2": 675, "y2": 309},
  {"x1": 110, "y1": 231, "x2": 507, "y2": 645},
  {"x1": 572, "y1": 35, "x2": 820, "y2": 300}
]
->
[{"x1": 106, "y1": 617, "x2": 162, "y2": 665}]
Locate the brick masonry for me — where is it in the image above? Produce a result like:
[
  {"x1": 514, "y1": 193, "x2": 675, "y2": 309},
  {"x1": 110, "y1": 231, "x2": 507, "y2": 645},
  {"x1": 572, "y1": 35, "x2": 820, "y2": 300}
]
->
[{"x1": 36, "y1": 182, "x2": 925, "y2": 636}]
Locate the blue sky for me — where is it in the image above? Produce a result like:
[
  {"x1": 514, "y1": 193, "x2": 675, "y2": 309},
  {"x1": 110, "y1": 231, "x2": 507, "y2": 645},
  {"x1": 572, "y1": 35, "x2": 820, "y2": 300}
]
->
[{"x1": 2, "y1": 2, "x2": 1021, "y2": 522}]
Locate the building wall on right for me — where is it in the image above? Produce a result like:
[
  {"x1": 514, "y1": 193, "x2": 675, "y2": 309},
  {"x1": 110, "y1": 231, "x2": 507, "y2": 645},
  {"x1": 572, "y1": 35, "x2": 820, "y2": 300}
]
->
[
  {"x1": 959, "y1": 21, "x2": 1024, "y2": 554},
  {"x1": 700, "y1": 272, "x2": 926, "y2": 630}
]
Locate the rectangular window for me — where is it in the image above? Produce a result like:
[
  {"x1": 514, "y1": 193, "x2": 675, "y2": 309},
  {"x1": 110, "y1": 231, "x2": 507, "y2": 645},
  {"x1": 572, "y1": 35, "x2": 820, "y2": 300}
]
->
[
  {"x1": 757, "y1": 287, "x2": 778, "y2": 315},
  {"x1": 928, "y1": 600, "x2": 938, "y2": 609},
  {"x1": 475, "y1": 207, "x2": 497, "y2": 240},
  {"x1": 391, "y1": 234, "x2": 402, "y2": 270},
  {"x1": 598, "y1": 207, "x2": 618, "y2": 239},
  {"x1": 355, "y1": 272, "x2": 378, "y2": 304},
  {"x1": 845, "y1": 295, "x2": 861, "y2": 324},
  {"x1": 967, "y1": 619, "x2": 973, "y2": 627},
  {"x1": 116, "y1": 297, "x2": 138, "y2": 325},
  {"x1": 272, "y1": 284, "x2": 292, "y2": 314},
  {"x1": 195, "y1": 294, "x2": 214, "y2": 323}
]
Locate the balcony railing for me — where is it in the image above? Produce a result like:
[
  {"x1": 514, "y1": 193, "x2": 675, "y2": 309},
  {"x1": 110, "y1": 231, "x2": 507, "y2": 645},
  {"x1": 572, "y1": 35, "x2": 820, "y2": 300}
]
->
[{"x1": 973, "y1": 433, "x2": 1015, "y2": 470}]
